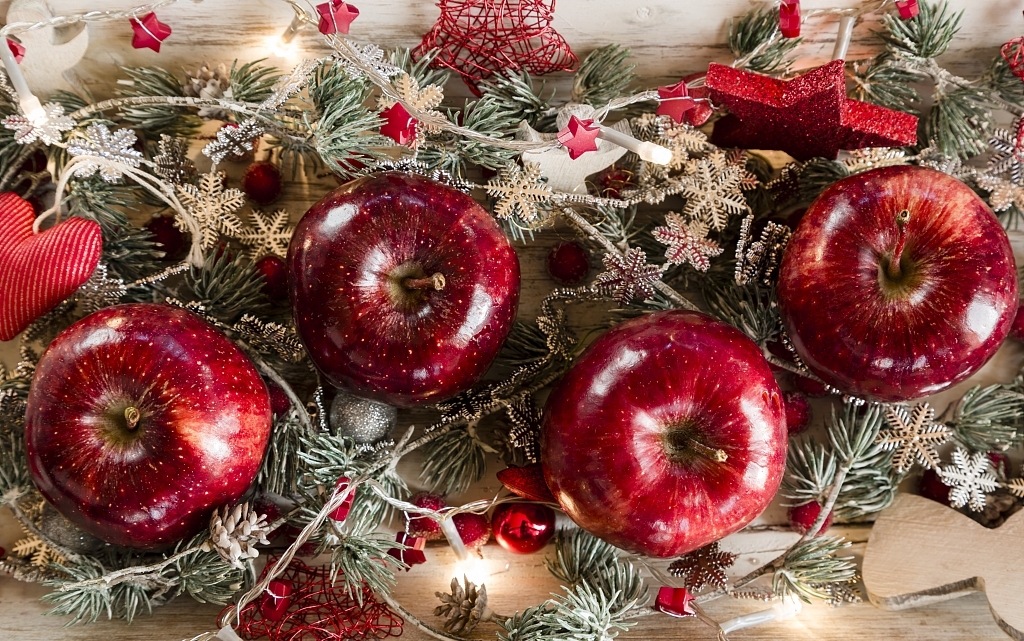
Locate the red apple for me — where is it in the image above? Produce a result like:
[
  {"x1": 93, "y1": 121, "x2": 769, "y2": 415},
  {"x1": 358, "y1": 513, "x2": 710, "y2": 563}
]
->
[
  {"x1": 25, "y1": 303, "x2": 272, "y2": 549},
  {"x1": 289, "y1": 172, "x2": 520, "y2": 407},
  {"x1": 541, "y1": 310, "x2": 788, "y2": 558},
  {"x1": 778, "y1": 166, "x2": 1017, "y2": 402}
]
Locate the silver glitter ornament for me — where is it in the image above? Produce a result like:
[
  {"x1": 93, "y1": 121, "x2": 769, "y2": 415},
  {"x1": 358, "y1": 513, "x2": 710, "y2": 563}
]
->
[
  {"x1": 39, "y1": 503, "x2": 105, "y2": 554},
  {"x1": 329, "y1": 390, "x2": 396, "y2": 444}
]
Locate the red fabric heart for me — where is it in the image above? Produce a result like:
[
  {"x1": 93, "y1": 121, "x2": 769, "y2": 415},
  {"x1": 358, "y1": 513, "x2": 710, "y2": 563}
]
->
[
  {"x1": 497, "y1": 463, "x2": 556, "y2": 504},
  {"x1": 0, "y1": 192, "x2": 102, "y2": 341}
]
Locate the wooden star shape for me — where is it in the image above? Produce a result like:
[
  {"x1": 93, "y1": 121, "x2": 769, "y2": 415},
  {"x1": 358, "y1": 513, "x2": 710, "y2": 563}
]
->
[
  {"x1": 706, "y1": 60, "x2": 918, "y2": 161},
  {"x1": 657, "y1": 81, "x2": 697, "y2": 124},
  {"x1": 557, "y1": 116, "x2": 601, "y2": 160},
  {"x1": 380, "y1": 103, "x2": 417, "y2": 146},
  {"x1": 130, "y1": 12, "x2": 172, "y2": 52},
  {"x1": 316, "y1": 1, "x2": 360, "y2": 36}
]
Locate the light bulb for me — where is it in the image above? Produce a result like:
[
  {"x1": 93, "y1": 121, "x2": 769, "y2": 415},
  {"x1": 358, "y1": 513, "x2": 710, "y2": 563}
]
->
[{"x1": 453, "y1": 556, "x2": 489, "y2": 586}]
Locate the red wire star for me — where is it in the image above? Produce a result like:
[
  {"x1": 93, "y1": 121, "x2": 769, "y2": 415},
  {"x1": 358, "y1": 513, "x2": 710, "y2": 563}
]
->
[
  {"x1": 316, "y1": 1, "x2": 360, "y2": 36},
  {"x1": 129, "y1": 12, "x2": 172, "y2": 52},
  {"x1": 557, "y1": 116, "x2": 601, "y2": 160},
  {"x1": 414, "y1": 0, "x2": 578, "y2": 93},
  {"x1": 706, "y1": 60, "x2": 918, "y2": 161},
  {"x1": 380, "y1": 103, "x2": 417, "y2": 146}
]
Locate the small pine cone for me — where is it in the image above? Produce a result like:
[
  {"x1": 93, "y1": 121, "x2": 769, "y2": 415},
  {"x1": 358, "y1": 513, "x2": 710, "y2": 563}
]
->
[
  {"x1": 206, "y1": 502, "x2": 272, "y2": 569},
  {"x1": 434, "y1": 576, "x2": 493, "y2": 634}
]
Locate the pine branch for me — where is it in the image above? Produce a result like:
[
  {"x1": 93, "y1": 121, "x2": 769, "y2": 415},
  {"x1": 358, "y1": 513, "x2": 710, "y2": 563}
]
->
[
  {"x1": 729, "y1": 7, "x2": 798, "y2": 75},
  {"x1": 880, "y1": 0, "x2": 961, "y2": 60},
  {"x1": 846, "y1": 56, "x2": 920, "y2": 110},
  {"x1": 983, "y1": 54, "x2": 1024, "y2": 106},
  {"x1": 499, "y1": 583, "x2": 639, "y2": 641},
  {"x1": 184, "y1": 251, "x2": 267, "y2": 322},
  {"x1": 546, "y1": 529, "x2": 647, "y2": 611},
  {"x1": 772, "y1": 536, "x2": 856, "y2": 602},
  {"x1": 421, "y1": 427, "x2": 488, "y2": 496},
  {"x1": 228, "y1": 59, "x2": 281, "y2": 105},
  {"x1": 309, "y1": 62, "x2": 387, "y2": 177},
  {"x1": 923, "y1": 86, "x2": 993, "y2": 159},
  {"x1": 391, "y1": 47, "x2": 452, "y2": 89},
  {"x1": 781, "y1": 439, "x2": 837, "y2": 506},
  {"x1": 257, "y1": 408, "x2": 310, "y2": 496},
  {"x1": 701, "y1": 279, "x2": 781, "y2": 346},
  {"x1": 116, "y1": 67, "x2": 202, "y2": 137},
  {"x1": 476, "y1": 71, "x2": 555, "y2": 132},
  {"x1": 0, "y1": 430, "x2": 30, "y2": 501},
  {"x1": 496, "y1": 320, "x2": 554, "y2": 368},
  {"x1": 947, "y1": 384, "x2": 1024, "y2": 451},
  {"x1": 329, "y1": 533, "x2": 404, "y2": 603},
  {"x1": 572, "y1": 45, "x2": 636, "y2": 107}
]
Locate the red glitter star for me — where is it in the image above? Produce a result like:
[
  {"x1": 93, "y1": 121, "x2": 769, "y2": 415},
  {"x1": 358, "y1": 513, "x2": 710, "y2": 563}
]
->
[
  {"x1": 657, "y1": 81, "x2": 697, "y2": 124},
  {"x1": 706, "y1": 60, "x2": 918, "y2": 161},
  {"x1": 129, "y1": 12, "x2": 172, "y2": 52},
  {"x1": 557, "y1": 116, "x2": 601, "y2": 160},
  {"x1": 414, "y1": 0, "x2": 578, "y2": 93},
  {"x1": 380, "y1": 103, "x2": 417, "y2": 145},
  {"x1": 316, "y1": 1, "x2": 360, "y2": 35}
]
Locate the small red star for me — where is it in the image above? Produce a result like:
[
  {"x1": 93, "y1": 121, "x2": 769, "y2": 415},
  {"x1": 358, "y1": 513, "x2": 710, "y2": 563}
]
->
[
  {"x1": 896, "y1": 0, "x2": 919, "y2": 19},
  {"x1": 387, "y1": 532, "x2": 427, "y2": 568},
  {"x1": 779, "y1": 0, "x2": 800, "y2": 38},
  {"x1": 129, "y1": 12, "x2": 172, "y2": 52},
  {"x1": 557, "y1": 116, "x2": 601, "y2": 160},
  {"x1": 707, "y1": 60, "x2": 918, "y2": 161},
  {"x1": 656, "y1": 81, "x2": 696, "y2": 124},
  {"x1": 6, "y1": 39, "x2": 24, "y2": 64},
  {"x1": 316, "y1": 1, "x2": 360, "y2": 35},
  {"x1": 380, "y1": 103, "x2": 417, "y2": 145},
  {"x1": 654, "y1": 586, "x2": 695, "y2": 618}
]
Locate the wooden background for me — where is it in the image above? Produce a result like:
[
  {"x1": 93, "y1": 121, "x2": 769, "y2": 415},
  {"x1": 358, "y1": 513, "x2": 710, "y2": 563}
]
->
[{"x1": 1, "y1": 0, "x2": 1024, "y2": 639}]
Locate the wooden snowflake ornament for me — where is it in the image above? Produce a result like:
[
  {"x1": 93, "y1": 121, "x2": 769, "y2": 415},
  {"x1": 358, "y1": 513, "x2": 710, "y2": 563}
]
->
[
  {"x1": 237, "y1": 210, "x2": 295, "y2": 259},
  {"x1": 485, "y1": 162, "x2": 553, "y2": 222},
  {"x1": 876, "y1": 402, "x2": 950, "y2": 473},
  {"x1": 174, "y1": 173, "x2": 246, "y2": 251}
]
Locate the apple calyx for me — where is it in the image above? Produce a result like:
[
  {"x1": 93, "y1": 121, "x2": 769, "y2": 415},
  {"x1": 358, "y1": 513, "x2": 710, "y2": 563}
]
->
[
  {"x1": 123, "y1": 406, "x2": 141, "y2": 430},
  {"x1": 886, "y1": 208, "x2": 912, "y2": 281},
  {"x1": 665, "y1": 426, "x2": 728, "y2": 464}
]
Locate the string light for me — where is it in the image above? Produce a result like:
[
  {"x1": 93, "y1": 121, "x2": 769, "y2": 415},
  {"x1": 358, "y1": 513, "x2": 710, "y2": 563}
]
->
[
  {"x1": 0, "y1": 35, "x2": 44, "y2": 125},
  {"x1": 718, "y1": 595, "x2": 804, "y2": 635},
  {"x1": 438, "y1": 515, "x2": 489, "y2": 585}
]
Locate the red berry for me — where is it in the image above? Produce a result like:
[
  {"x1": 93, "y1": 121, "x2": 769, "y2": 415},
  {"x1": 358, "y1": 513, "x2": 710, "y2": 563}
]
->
[
  {"x1": 783, "y1": 391, "x2": 811, "y2": 435},
  {"x1": 988, "y1": 451, "x2": 1012, "y2": 479},
  {"x1": 787, "y1": 501, "x2": 833, "y2": 535},
  {"x1": 794, "y1": 374, "x2": 830, "y2": 398},
  {"x1": 1011, "y1": 303, "x2": 1024, "y2": 342},
  {"x1": 596, "y1": 165, "x2": 633, "y2": 199},
  {"x1": 266, "y1": 381, "x2": 291, "y2": 417},
  {"x1": 491, "y1": 503, "x2": 556, "y2": 554},
  {"x1": 18, "y1": 150, "x2": 48, "y2": 174},
  {"x1": 453, "y1": 512, "x2": 490, "y2": 551},
  {"x1": 407, "y1": 492, "x2": 447, "y2": 540},
  {"x1": 255, "y1": 255, "x2": 289, "y2": 302},
  {"x1": 546, "y1": 241, "x2": 590, "y2": 285},
  {"x1": 146, "y1": 215, "x2": 186, "y2": 261},
  {"x1": 253, "y1": 495, "x2": 283, "y2": 527},
  {"x1": 918, "y1": 468, "x2": 952, "y2": 506},
  {"x1": 243, "y1": 161, "x2": 283, "y2": 205}
]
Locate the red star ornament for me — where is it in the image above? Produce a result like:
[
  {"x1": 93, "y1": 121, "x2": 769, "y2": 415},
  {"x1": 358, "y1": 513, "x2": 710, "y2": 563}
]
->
[
  {"x1": 414, "y1": 0, "x2": 578, "y2": 93},
  {"x1": 657, "y1": 81, "x2": 697, "y2": 124},
  {"x1": 6, "y1": 39, "x2": 24, "y2": 63},
  {"x1": 779, "y1": 0, "x2": 800, "y2": 38},
  {"x1": 706, "y1": 59, "x2": 918, "y2": 161},
  {"x1": 316, "y1": 1, "x2": 360, "y2": 35},
  {"x1": 557, "y1": 116, "x2": 601, "y2": 160},
  {"x1": 655, "y1": 586, "x2": 696, "y2": 618},
  {"x1": 130, "y1": 12, "x2": 172, "y2": 52},
  {"x1": 896, "y1": 0, "x2": 920, "y2": 20},
  {"x1": 380, "y1": 103, "x2": 417, "y2": 145}
]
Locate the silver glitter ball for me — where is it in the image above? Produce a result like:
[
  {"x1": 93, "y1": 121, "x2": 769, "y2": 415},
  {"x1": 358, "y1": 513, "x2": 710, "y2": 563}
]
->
[
  {"x1": 329, "y1": 390, "x2": 397, "y2": 444},
  {"x1": 39, "y1": 503, "x2": 105, "y2": 554}
]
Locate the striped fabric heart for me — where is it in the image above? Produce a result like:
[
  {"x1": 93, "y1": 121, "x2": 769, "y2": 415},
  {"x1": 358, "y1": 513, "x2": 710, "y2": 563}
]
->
[{"x1": 0, "y1": 192, "x2": 102, "y2": 341}]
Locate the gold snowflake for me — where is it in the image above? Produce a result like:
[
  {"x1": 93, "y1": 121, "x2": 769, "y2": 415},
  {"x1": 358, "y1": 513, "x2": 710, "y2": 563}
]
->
[
  {"x1": 677, "y1": 151, "x2": 749, "y2": 230},
  {"x1": 12, "y1": 528, "x2": 66, "y2": 568},
  {"x1": 175, "y1": 172, "x2": 246, "y2": 251},
  {"x1": 485, "y1": 162, "x2": 553, "y2": 222},
  {"x1": 237, "y1": 209, "x2": 294, "y2": 259},
  {"x1": 378, "y1": 73, "x2": 445, "y2": 133},
  {"x1": 876, "y1": 402, "x2": 950, "y2": 473},
  {"x1": 842, "y1": 148, "x2": 908, "y2": 174},
  {"x1": 976, "y1": 173, "x2": 1024, "y2": 212}
]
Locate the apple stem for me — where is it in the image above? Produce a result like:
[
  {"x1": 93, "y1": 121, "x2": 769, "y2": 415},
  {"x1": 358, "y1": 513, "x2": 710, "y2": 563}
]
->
[
  {"x1": 887, "y1": 209, "x2": 911, "y2": 280},
  {"x1": 124, "y1": 406, "x2": 140, "y2": 430},
  {"x1": 403, "y1": 273, "x2": 446, "y2": 291},
  {"x1": 687, "y1": 437, "x2": 728, "y2": 463}
]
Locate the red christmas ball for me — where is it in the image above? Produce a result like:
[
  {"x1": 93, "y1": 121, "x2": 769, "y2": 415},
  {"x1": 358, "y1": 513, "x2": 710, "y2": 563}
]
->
[
  {"x1": 145, "y1": 215, "x2": 185, "y2": 261},
  {"x1": 266, "y1": 381, "x2": 291, "y2": 418},
  {"x1": 546, "y1": 241, "x2": 590, "y2": 285},
  {"x1": 453, "y1": 512, "x2": 490, "y2": 551},
  {"x1": 783, "y1": 391, "x2": 812, "y2": 435},
  {"x1": 255, "y1": 255, "x2": 288, "y2": 302},
  {"x1": 491, "y1": 502, "x2": 556, "y2": 554},
  {"x1": 1010, "y1": 303, "x2": 1024, "y2": 342},
  {"x1": 787, "y1": 501, "x2": 833, "y2": 535},
  {"x1": 989, "y1": 451, "x2": 1012, "y2": 479},
  {"x1": 407, "y1": 492, "x2": 447, "y2": 540},
  {"x1": 918, "y1": 468, "x2": 952, "y2": 506},
  {"x1": 243, "y1": 161, "x2": 283, "y2": 205}
]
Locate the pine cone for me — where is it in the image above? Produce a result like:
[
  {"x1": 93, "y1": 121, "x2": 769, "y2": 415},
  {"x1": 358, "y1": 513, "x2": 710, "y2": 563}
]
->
[
  {"x1": 434, "y1": 576, "x2": 494, "y2": 634},
  {"x1": 183, "y1": 63, "x2": 232, "y2": 120},
  {"x1": 205, "y1": 502, "x2": 271, "y2": 569}
]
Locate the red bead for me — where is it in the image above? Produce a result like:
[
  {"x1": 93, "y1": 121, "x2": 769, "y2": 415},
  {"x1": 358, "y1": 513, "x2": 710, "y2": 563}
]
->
[
  {"x1": 243, "y1": 162, "x2": 283, "y2": 205},
  {"x1": 787, "y1": 501, "x2": 833, "y2": 535},
  {"x1": 896, "y1": 0, "x2": 919, "y2": 20},
  {"x1": 496, "y1": 463, "x2": 557, "y2": 503},
  {"x1": 988, "y1": 451, "x2": 1012, "y2": 479},
  {"x1": 266, "y1": 381, "x2": 291, "y2": 418},
  {"x1": 654, "y1": 586, "x2": 695, "y2": 617},
  {"x1": 919, "y1": 468, "x2": 952, "y2": 505},
  {"x1": 259, "y1": 579, "x2": 293, "y2": 621},
  {"x1": 491, "y1": 503, "x2": 556, "y2": 554},
  {"x1": 388, "y1": 532, "x2": 427, "y2": 568},
  {"x1": 255, "y1": 255, "x2": 289, "y2": 302},
  {"x1": 546, "y1": 241, "x2": 590, "y2": 285},
  {"x1": 783, "y1": 391, "x2": 812, "y2": 435},
  {"x1": 452, "y1": 512, "x2": 490, "y2": 551},
  {"x1": 794, "y1": 374, "x2": 830, "y2": 398},
  {"x1": 407, "y1": 492, "x2": 447, "y2": 540},
  {"x1": 779, "y1": 1, "x2": 800, "y2": 38},
  {"x1": 329, "y1": 477, "x2": 355, "y2": 522},
  {"x1": 6, "y1": 39, "x2": 24, "y2": 64},
  {"x1": 145, "y1": 215, "x2": 185, "y2": 261}
]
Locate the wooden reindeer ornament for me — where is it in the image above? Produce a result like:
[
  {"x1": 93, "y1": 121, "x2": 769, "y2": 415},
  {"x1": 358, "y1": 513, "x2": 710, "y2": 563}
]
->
[{"x1": 862, "y1": 493, "x2": 1024, "y2": 639}]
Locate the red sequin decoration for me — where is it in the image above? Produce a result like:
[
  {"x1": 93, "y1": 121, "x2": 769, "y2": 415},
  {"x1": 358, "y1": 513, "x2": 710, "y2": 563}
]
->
[
  {"x1": 229, "y1": 557, "x2": 403, "y2": 641},
  {"x1": 413, "y1": 0, "x2": 578, "y2": 93},
  {"x1": 1002, "y1": 37, "x2": 1024, "y2": 81}
]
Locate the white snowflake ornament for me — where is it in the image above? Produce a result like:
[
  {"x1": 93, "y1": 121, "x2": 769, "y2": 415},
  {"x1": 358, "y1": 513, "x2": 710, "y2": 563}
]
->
[
  {"x1": 939, "y1": 447, "x2": 999, "y2": 512},
  {"x1": 203, "y1": 119, "x2": 265, "y2": 165},
  {"x1": 2, "y1": 102, "x2": 75, "y2": 145},
  {"x1": 67, "y1": 124, "x2": 144, "y2": 183}
]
